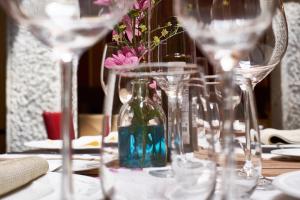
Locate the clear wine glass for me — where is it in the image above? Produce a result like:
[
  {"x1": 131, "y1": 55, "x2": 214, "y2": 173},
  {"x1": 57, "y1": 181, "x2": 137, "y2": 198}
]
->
[
  {"x1": 174, "y1": 0, "x2": 276, "y2": 198},
  {"x1": 148, "y1": 29, "x2": 197, "y2": 178},
  {"x1": 235, "y1": 0, "x2": 287, "y2": 88},
  {"x1": 165, "y1": 77, "x2": 216, "y2": 200},
  {"x1": 205, "y1": 75, "x2": 262, "y2": 199},
  {"x1": 0, "y1": 1, "x2": 133, "y2": 199},
  {"x1": 150, "y1": 63, "x2": 200, "y2": 178},
  {"x1": 234, "y1": 0, "x2": 288, "y2": 188}
]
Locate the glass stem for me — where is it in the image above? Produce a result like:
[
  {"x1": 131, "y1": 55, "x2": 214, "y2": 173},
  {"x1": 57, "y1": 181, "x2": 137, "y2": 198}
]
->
[
  {"x1": 168, "y1": 97, "x2": 182, "y2": 155},
  {"x1": 242, "y1": 82, "x2": 252, "y2": 164},
  {"x1": 60, "y1": 53, "x2": 74, "y2": 200},
  {"x1": 240, "y1": 78, "x2": 262, "y2": 176},
  {"x1": 219, "y1": 70, "x2": 235, "y2": 200},
  {"x1": 245, "y1": 78, "x2": 262, "y2": 168},
  {"x1": 100, "y1": 115, "x2": 113, "y2": 200}
]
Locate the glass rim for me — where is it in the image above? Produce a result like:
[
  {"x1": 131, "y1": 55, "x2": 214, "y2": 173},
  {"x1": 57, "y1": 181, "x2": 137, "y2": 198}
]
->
[
  {"x1": 179, "y1": 78, "x2": 221, "y2": 88},
  {"x1": 110, "y1": 62, "x2": 199, "y2": 77}
]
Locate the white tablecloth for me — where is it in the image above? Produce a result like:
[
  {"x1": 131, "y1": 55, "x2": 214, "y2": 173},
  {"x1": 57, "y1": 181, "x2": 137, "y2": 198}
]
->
[
  {"x1": 110, "y1": 168, "x2": 298, "y2": 200},
  {"x1": 1, "y1": 153, "x2": 299, "y2": 200}
]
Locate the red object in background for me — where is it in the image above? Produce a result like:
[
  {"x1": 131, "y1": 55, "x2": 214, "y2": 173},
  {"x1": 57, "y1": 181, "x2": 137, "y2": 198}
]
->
[{"x1": 42, "y1": 112, "x2": 75, "y2": 140}]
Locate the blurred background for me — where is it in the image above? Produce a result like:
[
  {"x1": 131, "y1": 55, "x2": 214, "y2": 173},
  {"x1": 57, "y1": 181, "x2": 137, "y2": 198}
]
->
[{"x1": 0, "y1": 0, "x2": 295, "y2": 153}]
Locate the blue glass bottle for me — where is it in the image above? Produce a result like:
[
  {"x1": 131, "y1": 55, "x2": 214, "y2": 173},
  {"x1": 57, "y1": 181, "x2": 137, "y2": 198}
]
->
[{"x1": 118, "y1": 79, "x2": 167, "y2": 168}]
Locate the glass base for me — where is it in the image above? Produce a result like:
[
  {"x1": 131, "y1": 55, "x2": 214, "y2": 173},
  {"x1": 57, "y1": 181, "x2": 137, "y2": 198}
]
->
[{"x1": 256, "y1": 177, "x2": 274, "y2": 190}]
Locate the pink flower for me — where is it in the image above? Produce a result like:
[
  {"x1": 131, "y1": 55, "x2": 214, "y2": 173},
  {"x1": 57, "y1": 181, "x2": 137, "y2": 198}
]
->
[
  {"x1": 94, "y1": 0, "x2": 111, "y2": 6},
  {"x1": 104, "y1": 47, "x2": 139, "y2": 68},
  {"x1": 122, "y1": 46, "x2": 137, "y2": 56},
  {"x1": 134, "y1": 0, "x2": 150, "y2": 10},
  {"x1": 122, "y1": 15, "x2": 142, "y2": 42},
  {"x1": 149, "y1": 80, "x2": 157, "y2": 89},
  {"x1": 122, "y1": 16, "x2": 133, "y2": 42},
  {"x1": 137, "y1": 45, "x2": 147, "y2": 57},
  {"x1": 122, "y1": 15, "x2": 147, "y2": 41}
]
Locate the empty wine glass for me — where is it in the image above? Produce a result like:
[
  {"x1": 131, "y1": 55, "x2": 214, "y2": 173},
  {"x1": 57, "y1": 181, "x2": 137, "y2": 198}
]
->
[
  {"x1": 235, "y1": 0, "x2": 287, "y2": 88},
  {"x1": 165, "y1": 78, "x2": 216, "y2": 200},
  {"x1": 234, "y1": 0, "x2": 288, "y2": 188},
  {"x1": 174, "y1": 0, "x2": 276, "y2": 198},
  {"x1": 0, "y1": 0, "x2": 133, "y2": 199},
  {"x1": 151, "y1": 63, "x2": 200, "y2": 178},
  {"x1": 150, "y1": 29, "x2": 197, "y2": 178}
]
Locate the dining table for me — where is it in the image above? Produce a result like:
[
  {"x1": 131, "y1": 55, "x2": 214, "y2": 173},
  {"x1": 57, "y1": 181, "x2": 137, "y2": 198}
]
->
[{"x1": 1, "y1": 145, "x2": 300, "y2": 200}]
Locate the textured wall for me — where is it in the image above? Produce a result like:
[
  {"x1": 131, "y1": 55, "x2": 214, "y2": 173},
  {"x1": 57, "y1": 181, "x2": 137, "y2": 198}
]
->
[
  {"x1": 6, "y1": 20, "x2": 78, "y2": 152},
  {"x1": 0, "y1": 10, "x2": 5, "y2": 131},
  {"x1": 272, "y1": 2, "x2": 300, "y2": 129}
]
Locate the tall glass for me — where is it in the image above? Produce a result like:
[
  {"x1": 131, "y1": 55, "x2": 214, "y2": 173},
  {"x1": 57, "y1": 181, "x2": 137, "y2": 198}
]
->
[
  {"x1": 0, "y1": 1, "x2": 133, "y2": 199},
  {"x1": 174, "y1": 0, "x2": 276, "y2": 198},
  {"x1": 166, "y1": 77, "x2": 216, "y2": 200},
  {"x1": 234, "y1": 1, "x2": 288, "y2": 185},
  {"x1": 158, "y1": 29, "x2": 196, "y2": 173}
]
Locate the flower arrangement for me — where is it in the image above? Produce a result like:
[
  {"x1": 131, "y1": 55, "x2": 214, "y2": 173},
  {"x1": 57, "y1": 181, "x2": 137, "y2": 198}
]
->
[
  {"x1": 95, "y1": 0, "x2": 181, "y2": 68},
  {"x1": 96, "y1": 0, "x2": 181, "y2": 168}
]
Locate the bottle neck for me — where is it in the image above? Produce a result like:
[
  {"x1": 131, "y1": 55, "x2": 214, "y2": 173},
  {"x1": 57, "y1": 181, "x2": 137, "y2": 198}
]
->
[{"x1": 132, "y1": 79, "x2": 149, "y2": 99}]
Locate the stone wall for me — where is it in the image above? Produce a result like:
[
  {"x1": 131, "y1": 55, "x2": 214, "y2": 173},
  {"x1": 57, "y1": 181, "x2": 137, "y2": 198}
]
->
[
  {"x1": 0, "y1": 10, "x2": 5, "y2": 131},
  {"x1": 6, "y1": 20, "x2": 78, "y2": 152},
  {"x1": 272, "y1": 1, "x2": 300, "y2": 129}
]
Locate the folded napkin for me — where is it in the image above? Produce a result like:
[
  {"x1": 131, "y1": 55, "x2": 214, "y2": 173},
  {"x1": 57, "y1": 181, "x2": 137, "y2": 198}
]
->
[
  {"x1": 0, "y1": 156, "x2": 49, "y2": 197},
  {"x1": 261, "y1": 128, "x2": 300, "y2": 145}
]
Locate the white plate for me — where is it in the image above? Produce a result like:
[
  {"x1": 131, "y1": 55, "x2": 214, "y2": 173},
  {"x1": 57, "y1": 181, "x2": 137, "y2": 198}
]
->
[
  {"x1": 25, "y1": 136, "x2": 102, "y2": 150},
  {"x1": 271, "y1": 148, "x2": 300, "y2": 158},
  {"x1": 47, "y1": 159, "x2": 100, "y2": 172},
  {"x1": 273, "y1": 170, "x2": 300, "y2": 199},
  {"x1": 235, "y1": 136, "x2": 300, "y2": 149},
  {"x1": 72, "y1": 160, "x2": 100, "y2": 172},
  {"x1": 2, "y1": 172, "x2": 104, "y2": 200},
  {"x1": 233, "y1": 121, "x2": 263, "y2": 132},
  {"x1": 25, "y1": 133, "x2": 118, "y2": 150}
]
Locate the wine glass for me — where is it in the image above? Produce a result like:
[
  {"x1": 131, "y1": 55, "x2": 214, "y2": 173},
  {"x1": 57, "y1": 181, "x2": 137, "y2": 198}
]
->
[
  {"x1": 151, "y1": 63, "x2": 201, "y2": 178},
  {"x1": 165, "y1": 77, "x2": 216, "y2": 200},
  {"x1": 0, "y1": 1, "x2": 133, "y2": 199},
  {"x1": 234, "y1": 0, "x2": 288, "y2": 187},
  {"x1": 174, "y1": 0, "x2": 276, "y2": 198},
  {"x1": 205, "y1": 75, "x2": 262, "y2": 199}
]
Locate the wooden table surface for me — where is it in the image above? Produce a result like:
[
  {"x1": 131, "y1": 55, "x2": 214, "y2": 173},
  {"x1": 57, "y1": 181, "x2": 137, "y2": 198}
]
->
[
  {"x1": 186, "y1": 149, "x2": 300, "y2": 178},
  {"x1": 75, "y1": 154, "x2": 300, "y2": 178},
  {"x1": 262, "y1": 156, "x2": 300, "y2": 176}
]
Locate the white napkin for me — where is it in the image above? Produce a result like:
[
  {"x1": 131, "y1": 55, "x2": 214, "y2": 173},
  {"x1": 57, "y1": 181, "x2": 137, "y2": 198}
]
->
[{"x1": 261, "y1": 129, "x2": 300, "y2": 145}]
